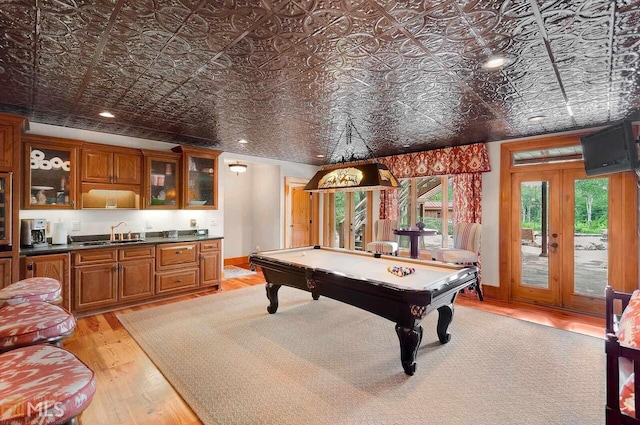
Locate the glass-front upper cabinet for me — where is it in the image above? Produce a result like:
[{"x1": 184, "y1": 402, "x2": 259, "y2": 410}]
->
[
  {"x1": 172, "y1": 146, "x2": 221, "y2": 209},
  {"x1": 23, "y1": 136, "x2": 78, "y2": 209},
  {"x1": 142, "y1": 150, "x2": 180, "y2": 209},
  {"x1": 0, "y1": 173, "x2": 12, "y2": 246}
]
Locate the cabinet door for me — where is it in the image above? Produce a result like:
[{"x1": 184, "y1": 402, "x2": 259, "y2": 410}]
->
[
  {"x1": 114, "y1": 153, "x2": 141, "y2": 185},
  {"x1": 21, "y1": 253, "x2": 71, "y2": 312},
  {"x1": 0, "y1": 173, "x2": 11, "y2": 245},
  {"x1": 82, "y1": 149, "x2": 113, "y2": 183},
  {"x1": 144, "y1": 154, "x2": 180, "y2": 209},
  {"x1": 74, "y1": 263, "x2": 118, "y2": 311},
  {"x1": 24, "y1": 140, "x2": 77, "y2": 209},
  {"x1": 172, "y1": 146, "x2": 221, "y2": 209},
  {"x1": 200, "y1": 251, "x2": 220, "y2": 288},
  {"x1": 0, "y1": 257, "x2": 11, "y2": 288},
  {"x1": 119, "y1": 258, "x2": 155, "y2": 301},
  {"x1": 156, "y1": 268, "x2": 199, "y2": 294},
  {"x1": 0, "y1": 124, "x2": 14, "y2": 169}
]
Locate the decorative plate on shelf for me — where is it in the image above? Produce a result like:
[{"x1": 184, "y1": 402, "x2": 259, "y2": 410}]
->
[{"x1": 188, "y1": 200, "x2": 206, "y2": 206}]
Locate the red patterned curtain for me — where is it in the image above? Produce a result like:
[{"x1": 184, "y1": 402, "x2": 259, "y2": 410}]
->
[
  {"x1": 378, "y1": 143, "x2": 490, "y2": 221},
  {"x1": 453, "y1": 173, "x2": 482, "y2": 223}
]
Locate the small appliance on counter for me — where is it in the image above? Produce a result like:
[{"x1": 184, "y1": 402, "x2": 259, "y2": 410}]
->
[
  {"x1": 20, "y1": 218, "x2": 47, "y2": 247},
  {"x1": 51, "y1": 220, "x2": 67, "y2": 245}
]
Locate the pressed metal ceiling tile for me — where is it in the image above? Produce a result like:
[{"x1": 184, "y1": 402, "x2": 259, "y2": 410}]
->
[{"x1": 0, "y1": 0, "x2": 638, "y2": 164}]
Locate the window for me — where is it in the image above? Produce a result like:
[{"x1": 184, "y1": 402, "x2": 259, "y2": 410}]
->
[{"x1": 396, "y1": 176, "x2": 455, "y2": 255}]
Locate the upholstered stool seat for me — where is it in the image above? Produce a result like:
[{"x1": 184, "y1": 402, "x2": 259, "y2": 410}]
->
[
  {"x1": 366, "y1": 219, "x2": 399, "y2": 255},
  {"x1": 432, "y1": 247, "x2": 477, "y2": 263},
  {"x1": 0, "y1": 277, "x2": 62, "y2": 307},
  {"x1": 0, "y1": 344, "x2": 96, "y2": 425},
  {"x1": 0, "y1": 301, "x2": 76, "y2": 352}
]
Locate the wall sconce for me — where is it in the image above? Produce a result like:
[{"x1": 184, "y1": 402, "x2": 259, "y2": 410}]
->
[{"x1": 229, "y1": 162, "x2": 248, "y2": 175}]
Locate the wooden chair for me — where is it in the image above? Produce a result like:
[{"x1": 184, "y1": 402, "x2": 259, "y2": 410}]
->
[{"x1": 365, "y1": 219, "x2": 399, "y2": 256}]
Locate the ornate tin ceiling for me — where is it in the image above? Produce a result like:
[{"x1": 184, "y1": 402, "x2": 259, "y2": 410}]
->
[{"x1": 0, "y1": 0, "x2": 638, "y2": 165}]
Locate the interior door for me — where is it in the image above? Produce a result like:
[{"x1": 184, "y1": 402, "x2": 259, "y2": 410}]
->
[
  {"x1": 511, "y1": 168, "x2": 617, "y2": 314},
  {"x1": 291, "y1": 186, "x2": 311, "y2": 247}
]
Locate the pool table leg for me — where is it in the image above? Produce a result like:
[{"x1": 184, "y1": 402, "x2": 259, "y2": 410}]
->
[
  {"x1": 395, "y1": 324, "x2": 423, "y2": 375},
  {"x1": 265, "y1": 283, "x2": 281, "y2": 314},
  {"x1": 436, "y1": 304, "x2": 454, "y2": 344}
]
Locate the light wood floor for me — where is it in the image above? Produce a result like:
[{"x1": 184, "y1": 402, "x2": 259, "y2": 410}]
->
[{"x1": 65, "y1": 266, "x2": 605, "y2": 425}]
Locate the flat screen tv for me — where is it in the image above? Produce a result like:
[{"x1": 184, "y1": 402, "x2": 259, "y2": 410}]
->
[{"x1": 580, "y1": 120, "x2": 638, "y2": 176}]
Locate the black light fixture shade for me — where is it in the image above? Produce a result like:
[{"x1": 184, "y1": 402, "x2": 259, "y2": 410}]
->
[
  {"x1": 304, "y1": 163, "x2": 399, "y2": 192},
  {"x1": 229, "y1": 162, "x2": 248, "y2": 174}
]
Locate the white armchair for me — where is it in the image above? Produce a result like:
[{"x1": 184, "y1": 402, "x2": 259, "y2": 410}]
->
[{"x1": 365, "y1": 219, "x2": 399, "y2": 256}]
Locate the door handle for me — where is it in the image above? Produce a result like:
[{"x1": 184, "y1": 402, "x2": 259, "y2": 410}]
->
[{"x1": 549, "y1": 242, "x2": 558, "y2": 248}]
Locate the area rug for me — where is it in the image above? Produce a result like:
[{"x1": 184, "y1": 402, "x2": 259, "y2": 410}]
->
[
  {"x1": 222, "y1": 265, "x2": 256, "y2": 279},
  {"x1": 117, "y1": 285, "x2": 604, "y2": 425}
]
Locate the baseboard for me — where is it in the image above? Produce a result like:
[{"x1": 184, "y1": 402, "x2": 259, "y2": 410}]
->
[
  {"x1": 224, "y1": 256, "x2": 249, "y2": 266},
  {"x1": 481, "y1": 284, "x2": 501, "y2": 300}
]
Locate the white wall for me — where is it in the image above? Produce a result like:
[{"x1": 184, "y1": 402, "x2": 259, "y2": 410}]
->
[
  {"x1": 22, "y1": 122, "x2": 319, "y2": 261},
  {"x1": 480, "y1": 141, "x2": 504, "y2": 287}
]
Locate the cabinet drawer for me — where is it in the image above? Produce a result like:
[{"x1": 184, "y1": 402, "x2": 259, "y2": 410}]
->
[
  {"x1": 119, "y1": 245, "x2": 155, "y2": 261},
  {"x1": 156, "y1": 242, "x2": 198, "y2": 269},
  {"x1": 200, "y1": 240, "x2": 220, "y2": 251},
  {"x1": 74, "y1": 248, "x2": 118, "y2": 266},
  {"x1": 156, "y1": 269, "x2": 199, "y2": 294}
]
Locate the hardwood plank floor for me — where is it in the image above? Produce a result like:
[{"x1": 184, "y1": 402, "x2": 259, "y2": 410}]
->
[{"x1": 65, "y1": 266, "x2": 605, "y2": 425}]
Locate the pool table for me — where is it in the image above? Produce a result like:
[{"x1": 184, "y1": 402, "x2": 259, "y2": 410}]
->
[{"x1": 249, "y1": 246, "x2": 478, "y2": 375}]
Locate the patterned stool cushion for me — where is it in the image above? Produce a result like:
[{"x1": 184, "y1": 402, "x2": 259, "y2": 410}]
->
[
  {"x1": 0, "y1": 278, "x2": 61, "y2": 307},
  {"x1": 0, "y1": 345, "x2": 96, "y2": 424},
  {"x1": 432, "y1": 247, "x2": 477, "y2": 264},
  {"x1": 365, "y1": 241, "x2": 399, "y2": 254},
  {"x1": 0, "y1": 302, "x2": 76, "y2": 350}
]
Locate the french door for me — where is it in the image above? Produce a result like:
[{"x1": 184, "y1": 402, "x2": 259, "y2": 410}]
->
[
  {"x1": 327, "y1": 191, "x2": 371, "y2": 250},
  {"x1": 510, "y1": 167, "x2": 635, "y2": 315}
]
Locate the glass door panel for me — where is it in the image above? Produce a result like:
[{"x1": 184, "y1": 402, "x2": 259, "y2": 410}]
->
[
  {"x1": 519, "y1": 180, "x2": 550, "y2": 289},
  {"x1": 572, "y1": 177, "x2": 608, "y2": 298},
  {"x1": 511, "y1": 171, "x2": 562, "y2": 306},
  {"x1": 353, "y1": 191, "x2": 366, "y2": 251},
  {"x1": 333, "y1": 192, "x2": 346, "y2": 248},
  {"x1": 148, "y1": 159, "x2": 179, "y2": 208},
  {"x1": 25, "y1": 144, "x2": 75, "y2": 209}
]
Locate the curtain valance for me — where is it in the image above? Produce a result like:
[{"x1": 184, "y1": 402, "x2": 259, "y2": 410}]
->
[{"x1": 378, "y1": 142, "x2": 490, "y2": 179}]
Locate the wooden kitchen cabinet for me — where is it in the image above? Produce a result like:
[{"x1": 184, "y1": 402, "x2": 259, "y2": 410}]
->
[
  {"x1": 74, "y1": 262, "x2": 118, "y2": 312},
  {"x1": 81, "y1": 147, "x2": 142, "y2": 185},
  {"x1": 73, "y1": 246, "x2": 154, "y2": 312},
  {"x1": 21, "y1": 253, "x2": 71, "y2": 311},
  {"x1": 0, "y1": 257, "x2": 12, "y2": 288},
  {"x1": 23, "y1": 135, "x2": 79, "y2": 209},
  {"x1": 118, "y1": 245, "x2": 155, "y2": 301},
  {"x1": 156, "y1": 242, "x2": 198, "y2": 270},
  {"x1": 0, "y1": 113, "x2": 26, "y2": 170},
  {"x1": 142, "y1": 150, "x2": 180, "y2": 209},
  {"x1": 172, "y1": 145, "x2": 221, "y2": 209},
  {"x1": 200, "y1": 240, "x2": 221, "y2": 288}
]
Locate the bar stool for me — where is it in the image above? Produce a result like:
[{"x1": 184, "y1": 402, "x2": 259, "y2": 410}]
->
[
  {"x1": 0, "y1": 344, "x2": 96, "y2": 425},
  {"x1": 0, "y1": 301, "x2": 76, "y2": 353},
  {"x1": 0, "y1": 277, "x2": 62, "y2": 307}
]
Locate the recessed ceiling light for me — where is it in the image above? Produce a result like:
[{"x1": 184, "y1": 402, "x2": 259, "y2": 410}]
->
[
  {"x1": 99, "y1": 111, "x2": 115, "y2": 118},
  {"x1": 528, "y1": 115, "x2": 546, "y2": 122},
  {"x1": 482, "y1": 56, "x2": 508, "y2": 70},
  {"x1": 238, "y1": 139, "x2": 248, "y2": 144},
  {"x1": 316, "y1": 154, "x2": 325, "y2": 158}
]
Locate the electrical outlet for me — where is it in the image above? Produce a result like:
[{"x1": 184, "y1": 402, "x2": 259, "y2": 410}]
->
[
  {"x1": 210, "y1": 219, "x2": 217, "y2": 226},
  {"x1": 71, "y1": 221, "x2": 80, "y2": 231},
  {"x1": 190, "y1": 219, "x2": 197, "y2": 228},
  {"x1": 146, "y1": 221, "x2": 153, "y2": 229}
]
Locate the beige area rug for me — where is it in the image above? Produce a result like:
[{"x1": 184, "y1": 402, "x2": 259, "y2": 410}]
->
[{"x1": 117, "y1": 285, "x2": 604, "y2": 425}]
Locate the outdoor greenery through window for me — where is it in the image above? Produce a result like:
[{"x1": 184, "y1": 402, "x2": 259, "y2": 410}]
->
[{"x1": 397, "y1": 176, "x2": 454, "y2": 253}]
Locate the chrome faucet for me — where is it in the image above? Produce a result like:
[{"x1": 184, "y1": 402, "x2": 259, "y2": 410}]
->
[{"x1": 110, "y1": 221, "x2": 127, "y2": 241}]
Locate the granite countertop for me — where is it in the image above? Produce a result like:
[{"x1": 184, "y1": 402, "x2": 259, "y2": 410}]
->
[{"x1": 20, "y1": 233, "x2": 224, "y2": 256}]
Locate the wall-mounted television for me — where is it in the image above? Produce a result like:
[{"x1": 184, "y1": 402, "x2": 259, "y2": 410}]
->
[{"x1": 580, "y1": 120, "x2": 638, "y2": 176}]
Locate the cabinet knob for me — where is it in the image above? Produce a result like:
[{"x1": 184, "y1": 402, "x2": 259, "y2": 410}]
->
[
  {"x1": 27, "y1": 262, "x2": 33, "y2": 271},
  {"x1": 176, "y1": 279, "x2": 183, "y2": 283},
  {"x1": 113, "y1": 265, "x2": 118, "y2": 271},
  {"x1": 176, "y1": 250, "x2": 182, "y2": 254}
]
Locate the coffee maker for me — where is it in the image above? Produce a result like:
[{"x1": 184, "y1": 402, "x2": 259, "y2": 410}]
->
[{"x1": 21, "y1": 218, "x2": 47, "y2": 247}]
